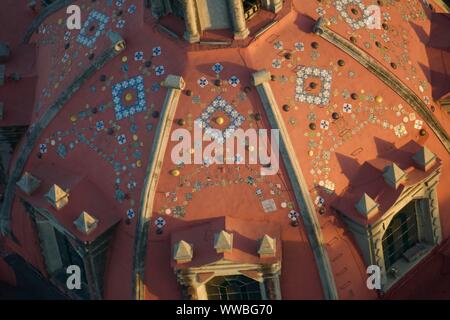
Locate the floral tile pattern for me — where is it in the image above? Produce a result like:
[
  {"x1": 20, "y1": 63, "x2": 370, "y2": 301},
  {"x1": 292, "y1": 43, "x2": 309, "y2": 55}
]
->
[
  {"x1": 111, "y1": 75, "x2": 147, "y2": 121},
  {"x1": 76, "y1": 10, "x2": 110, "y2": 48},
  {"x1": 295, "y1": 66, "x2": 332, "y2": 105},
  {"x1": 334, "y1": 0, "x2": 369, "y2": 30},
  {"x1": 196, "y1": 96, "x2": 245, "y2": 144}
]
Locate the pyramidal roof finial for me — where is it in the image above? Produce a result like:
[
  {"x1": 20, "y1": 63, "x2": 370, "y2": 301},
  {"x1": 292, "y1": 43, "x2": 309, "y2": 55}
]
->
[
  {"x1": 173, "y1": 240, "x2": 193, "y2": 263},
  {"x1": 258, "y1": 234, "x2": 276, "y2": 258},
  {"x1": 16, "y1": 172, "x2": 40, "y2": 195},
  {"x1": 413, "y1": 146, "x2": 436, "y2": 171},
  {"x1": 45, "y1": 184, "x2": 69, "y2": 210},
  {"x1": 214, "y1": 230, "x2": 233, "y2": 253},
  {"x1": 355, "y1": 193, "x2": 379, "y2": 218},
  {"x1": 383, "y1": 163, "x2": 407, "y2": 189},
  {"x1": 73, "y1": 211, "x2": 99, "y2": 235}
]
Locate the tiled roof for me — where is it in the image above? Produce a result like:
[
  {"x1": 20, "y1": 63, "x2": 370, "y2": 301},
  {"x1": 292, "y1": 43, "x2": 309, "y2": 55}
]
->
[{"x1": 1, "y1": 0, "x2": 449, "y2": 300}]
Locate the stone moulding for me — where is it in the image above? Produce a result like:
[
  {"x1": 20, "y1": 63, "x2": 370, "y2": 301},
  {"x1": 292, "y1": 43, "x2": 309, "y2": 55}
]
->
[
  {"x1": 252, "y1": 69, "x2": 338, "y2": 300},
  {"x1": 132, "y1": 75, "x2": 185, "y2": 300},
  {"x1": 23, "y1": 0, "x2": 75, "y2": 44}
]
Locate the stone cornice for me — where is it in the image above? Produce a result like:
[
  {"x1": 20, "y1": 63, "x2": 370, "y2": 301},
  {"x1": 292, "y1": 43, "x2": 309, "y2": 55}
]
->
[
  {"x1": 252, "y1": 69, "x2": 338, "y2": 300},
  {"x1": 132, "y1": 75, "x2": 185, "y2": 300}
]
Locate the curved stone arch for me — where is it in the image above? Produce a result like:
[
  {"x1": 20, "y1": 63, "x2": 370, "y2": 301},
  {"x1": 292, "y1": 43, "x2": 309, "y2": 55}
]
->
[
  {"x1": 24, "y1": 0, "x2": 75, "y2": 43},
  {"x1": 0, "y1": 36, "x2": 124, "y2": 235}
]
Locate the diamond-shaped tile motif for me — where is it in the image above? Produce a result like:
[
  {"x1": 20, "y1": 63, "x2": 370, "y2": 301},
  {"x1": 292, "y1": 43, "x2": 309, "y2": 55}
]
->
[
  {"x1": 76, "y1": 10, "x2": 110, "y2": 48},
  {"x1": 334, "y1": 0, "x2": 369, "y2": 30},
  {"x1": 112, "y1": 75, "x2": 147, "y2": 121},
  {"x1": 196, "y1": 96, "x2": 245, "y2": 144},
  {"x1": 295, "y1": 66, "x2": 332, "y2": 105}
]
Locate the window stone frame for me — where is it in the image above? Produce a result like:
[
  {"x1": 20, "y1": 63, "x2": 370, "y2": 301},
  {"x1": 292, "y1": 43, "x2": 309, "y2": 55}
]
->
[
  {"x1": 338, "y1": 166, "x2": 442, "y2": 291},
  {"x1": 20, "y1": 199, "x2": 117, "y2": 299},
  {"x1": 175, "y1": 260, "x2": 282, "y2": 300}
]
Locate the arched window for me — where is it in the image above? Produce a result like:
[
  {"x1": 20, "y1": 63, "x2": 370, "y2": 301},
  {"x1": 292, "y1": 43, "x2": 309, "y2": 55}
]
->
[
  {"x1": 205, "y1": 275, "x2": 262, "y2": 300},
  {"x1": 382, "y1": 201, "x2": 419, "y2": 269}
]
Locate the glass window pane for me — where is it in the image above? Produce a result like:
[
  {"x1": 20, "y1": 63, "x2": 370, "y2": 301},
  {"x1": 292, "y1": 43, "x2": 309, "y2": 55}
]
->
[
  {"x1": 206, "y1": 275, "x2": 262, "y2": 300},
  {"x1": 382, "y1": 201, "x2": 419, "y2": 269}
]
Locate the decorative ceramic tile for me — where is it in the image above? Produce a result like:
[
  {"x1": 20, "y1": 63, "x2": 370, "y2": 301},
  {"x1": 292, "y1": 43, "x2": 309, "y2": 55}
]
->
[
  {"x1": 134, "y1": 51, "x2": 144, "y2": 61},
  {"x1": 155, "y1": 217, "x2": 166, "y2": 227},
  {"x1": 152, "y1": 46, "x2": 162, "y2": 56},
  {"x1": 155, "y1": 65, "x2": 165, "y2": 76},
  {"x1": 414, "y1": 119, "x2": 423, "y2": 130},
  {"x1": 320, "y1": 120, "x2": 330, "y2": 130},
  {"x1": 212, "y1": 63, "x2": 223, "y2": 73},
  {"x1": 128, "y1": 4, "x2": 137, "y2": 14},
  {"x1": 198, "y1": 77, "x2": 208, "y2": 88},
  {"x1": 261, "y1": 199, "x2": 277, "y2": 213},
  {"x1": 314, "y1": 196, "x2": 325, "y2": 207},
  {"x1": 295, "y1": 42, "x2": 305, "y2": 52},
  {"x1": 196, "y1": 96, "x2": 245, "y2": 144},
  {"x1": 343, "y1": 103, "x2": 352, "y2": 113},
  {"x1": 112, "y1": 75, "x2": 147, "y2": 121},
  {"x1": 116, "y1": 19, "x2": 126, "y2": 28},
  {"x1": 96, "y1": 120, "x2": 105, "y2": 131},
  {"x1": 173, "y1": 206, "x2": 185, "y2": 218},
  {"x1": 288, "y1": 210, "x2": 299, "y2": 220},
  {"x1": 295, "y1": 66, "x2": 332, "y2": 105},
  {"x1": 274, "y1": 40, "x2": 283, "y2": 50},
  {"x1": 394, "y1": 123, "x2": 408, "y2": 137},
  {"x1": 117, "y1": 134, "x2": 127, "y2": 145},
  {"x1": 228, "y1": 76, "x2": 240, "y2": 87},
  {"x1": 57, "y1": 143, "x2": 67, "y2": 158},
  {"x1": 272, "y1": 59, "x2": 282, "y2": 69},
  {"x1": 39, "y1": 144, "x2": 48, "y2": 153},
  {"x1": 127, "y1": 208, "x2": 135, "y2": 218},
  {"x1": 76, "y1": 10, "x2": 110, "y2": 48},
  {"x1": 334, "y1": 0, "x2": 369, "y2": 30}
]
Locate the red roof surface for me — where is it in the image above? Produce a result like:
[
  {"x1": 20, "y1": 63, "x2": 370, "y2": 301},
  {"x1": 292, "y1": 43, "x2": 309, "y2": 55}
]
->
[{"x1": 0, "y1": 0, "x2": 449, "y2": 300}]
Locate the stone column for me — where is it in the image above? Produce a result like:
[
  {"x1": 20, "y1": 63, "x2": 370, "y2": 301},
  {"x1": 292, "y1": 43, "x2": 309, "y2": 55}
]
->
[
  {"x1": 182, "y1": 0, "x2": 200, "y2": 43},
  {"x1": 263, "y1": 273, "x2": 282, "y2": 300},
  {"x1": 269, "y1": 0, "x2": 283, "y2": 13},
  {"x1": 150, "y1": 0, "x2": 165, "y2": 17},
  {"x1": 228, "y1": 0, "x2": 250, "y2": 40},
  {"x1": 262, "y1": 263, "x2": 282, "y2": 300}
]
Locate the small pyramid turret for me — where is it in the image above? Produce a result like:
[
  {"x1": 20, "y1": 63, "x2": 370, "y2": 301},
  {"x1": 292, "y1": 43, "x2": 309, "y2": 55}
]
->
[
  {"x1": 73, "y1": 211, "x2": 99, "y2": 235},
  {"x1": 45, "y1": 184, "x2": 69, "y2": 210},
  {"x1": 214, "y1": 230, "x2": 233, "y2": 253},
  {"x1": 413, "y1": 146, "x2": 437, "y2": 171},
  {"x1": 16, "y1": 172, "x2": 40, "y2": 195},
  {"x1": 383, "y1": 163, "x2": 407, "y2": 189},
  {"x1": 173, "y1": 240, "x2": 193, "y2": 263},
  {"x1": 258, "y1": 234, "x2": 276, "y2": 258},
  {"x1": 355, "y1": 193, "x2": 379, "y2": 217}
]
